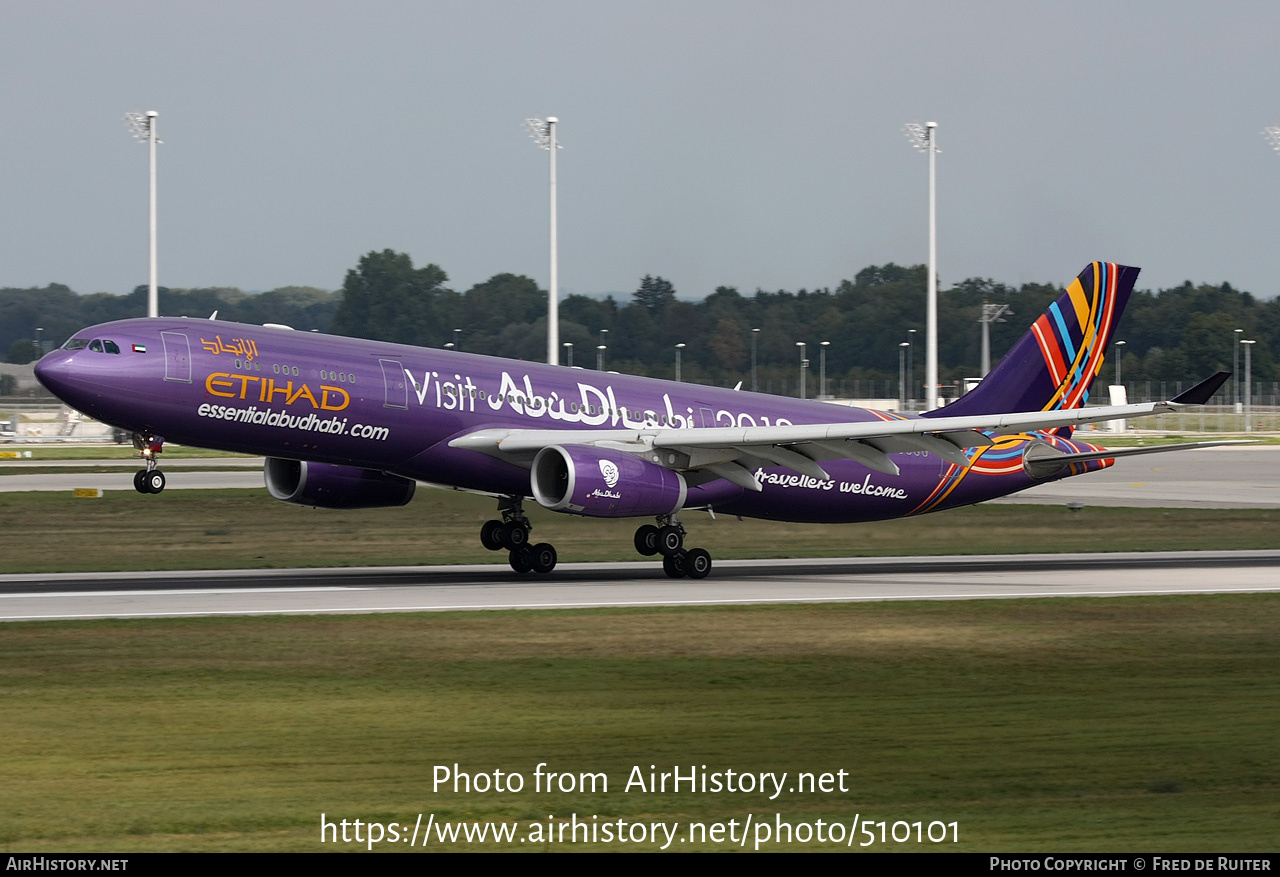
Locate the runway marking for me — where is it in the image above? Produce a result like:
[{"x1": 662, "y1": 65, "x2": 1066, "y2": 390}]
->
[
  {"x1": 0, "y1": 586, "x2": 369, "y2": 599},
  {"x1": 6, "y1": 584, "x2": 1280, "y2": 621}
]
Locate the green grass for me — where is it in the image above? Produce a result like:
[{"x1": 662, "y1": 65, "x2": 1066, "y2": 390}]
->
[
  {"x1": 2, "y1": 489, "x2": 1279, "y2": 573},
  {"x1": 1, "y1": 596, "x2": 1277, "y2": 851}
]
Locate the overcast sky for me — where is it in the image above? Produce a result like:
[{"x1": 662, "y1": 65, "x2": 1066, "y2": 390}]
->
[{"x1": 3, "y1": 1, "x2": 1279, "y2": 301}]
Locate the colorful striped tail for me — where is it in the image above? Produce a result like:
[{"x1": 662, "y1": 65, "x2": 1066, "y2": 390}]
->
[{"x1": 927, "y1": 261, "x2": 1138, "y2": 418}]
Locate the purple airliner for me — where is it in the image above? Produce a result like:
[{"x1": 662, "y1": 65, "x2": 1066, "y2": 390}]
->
[{"x1": 35, "y1": 262, "x2": 1231, "y2": 579}]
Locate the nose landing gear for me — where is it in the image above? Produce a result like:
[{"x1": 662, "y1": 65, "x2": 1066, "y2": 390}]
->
[
  {"x1": 636, "y1": 515, "x2": 712, "y2": 579},
  {"x1": 132, "y1": 433, "x2": 166, "y2": 494},
  {"x1": 480, "y1": 496, "x2": 558, "y2": 575}
]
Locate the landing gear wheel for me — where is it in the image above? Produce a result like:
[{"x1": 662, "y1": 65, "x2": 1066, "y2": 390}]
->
[
  {"x1": 657, "y1": 525, "x2": 684, "y2": 556},
  {"x1": 509, "y1": 545, "x2": 534, "y2": 574},
  {"x1": 530, "y1": 542, "x2": 558, "y2": 575},
  {"x1": 634, "y1": 524, "x2": 660, "y2": 556},
  {"x1": 133, "y1": 470, "x2": 148, "y2": 493},
  {"x1": 480, "y1": 519, "x2": 505, "y2": 551},
  {"x1": 144, "y1": 470, "x2": 166, "y2": 494},
  {"x1": 684, "y1": 548, "x2": 712, "y2": 579},
  {"x1": 662, "y1": 550, "x2": 688, "y2": 579},
  {"x1": 501, "y1": 521, "x2": 530, "y2": 550}
]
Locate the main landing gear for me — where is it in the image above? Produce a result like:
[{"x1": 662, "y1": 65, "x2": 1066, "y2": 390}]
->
[
  {"x1": 634, "y1": 514, "x2": 712, "y2": 579},
  {"x1": 131, "y1": 433, "x2": 166, "y2": 494},
  {"x1": 480, "y1": 496, "x2": 558, "y2": 575}
]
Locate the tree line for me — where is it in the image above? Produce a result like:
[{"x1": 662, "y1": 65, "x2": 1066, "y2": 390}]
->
[{"x1": 4, "y1": 250, "x2": 1276, "y2": 396}]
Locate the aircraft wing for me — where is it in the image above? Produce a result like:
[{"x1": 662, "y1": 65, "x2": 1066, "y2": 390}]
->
[{"x1": 449, "y1": 372, "x2": 1232, "y2": 492}]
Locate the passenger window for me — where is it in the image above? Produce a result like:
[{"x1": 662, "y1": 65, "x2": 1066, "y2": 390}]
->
[
  {"x1": 104, "y1": 340, "x2": 120, "y2": 354},
  {"x1": 89, "y1": 340, "x2": 103, "y2": 352}
]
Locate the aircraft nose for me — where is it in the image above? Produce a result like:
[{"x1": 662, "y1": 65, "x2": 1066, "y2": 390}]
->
[{"x1": 34, "y1": 350, "x2": 76, "y2": 398}]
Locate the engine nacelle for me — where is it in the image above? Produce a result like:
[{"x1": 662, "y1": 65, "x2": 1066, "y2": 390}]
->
[
  {"x1": 531, "y1": 445, "x2": 687, "y2": 518},
  {"x1": 264, "y1": 457, "x2": 416, "y2": 509}
]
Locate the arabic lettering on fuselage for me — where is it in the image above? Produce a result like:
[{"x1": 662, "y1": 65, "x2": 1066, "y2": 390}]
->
[
  {"x1": 200, "y1": 335, "x2": 260, "y2": 361},
  {"x1": 403, "y1": 367, "x2": 794, "y2": 429}
]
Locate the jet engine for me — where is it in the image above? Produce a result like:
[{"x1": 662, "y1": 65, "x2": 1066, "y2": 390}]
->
[
  {"x1": 264, "y1": 457, "x2": 416, "y2": 509},
  {"x1": 531, "y1": 444, "x2": 686, "y2": 518}
]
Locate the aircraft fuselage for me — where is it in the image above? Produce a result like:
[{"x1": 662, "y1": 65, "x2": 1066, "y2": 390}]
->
[{"x1": 34, "y1": 317, "x2": 1104, "y2": 524}]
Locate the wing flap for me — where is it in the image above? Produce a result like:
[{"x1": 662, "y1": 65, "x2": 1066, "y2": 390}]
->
[
  {"x1": 735, "y1": 444, "x2": 831, "y2": 480},
  {"x1": 705, "y1": 461, "x2": 764, "y2": 492}
]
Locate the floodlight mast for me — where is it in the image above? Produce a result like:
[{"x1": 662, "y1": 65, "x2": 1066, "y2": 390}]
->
[
  {"x1": 1263, "y1": 125, "x2": 1280, "y2": 154},
  {"x1": 904, "y1": 121, "x2": 939, "y2": 409},
  {"x1": 526, "y1": 116, "x2": 561, "y2": 365},
  {"x1": 978, "y1": 300, "x2": 1011, "y2": 376},
  {"x1": 125, "y1": 111, "x2": 160, "y2": 318}
]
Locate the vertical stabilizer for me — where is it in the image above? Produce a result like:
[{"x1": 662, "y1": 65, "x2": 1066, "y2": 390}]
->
[{"x1": 927, "y1": 261, "x2": 1138, "y2": 418}]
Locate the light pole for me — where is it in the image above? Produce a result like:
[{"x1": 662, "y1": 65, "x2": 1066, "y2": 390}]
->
[
  {"x1": 125, "y1": 110, "x2": 159, "y2": 318},
  {"x1": 453, "y1": 327, "x2": 461, "y2": 352},
  {"x1": 907, "y1": 328, "x2": 916, "y2": 410},
  {"x1": 675, "y1": 343, "x2": 685, "y2": 382},
  {"x1": 1114, "y1": 340, "x2": 1125, "y2": 386},
  {"x1": 819, "y1": 341, "x2": 830, "y2": 399},
  {"x1": 35, "y1": 327, "x2": 43, "y2": 355},
  {"x1": 751, "y1": 328, "x2": 760, "y2": 392},
  {"x1": 563, "y1": 342, "x2": 573, "y2": 367},
  {"x1": 596, "y1": 345, "x2": 606, "y2": 372},
  {"x1": 796, "y1": 342, "x2": 807, "y2": 399},
  {"x1": 1241, "y1": 340, "x2": 1256, "y2": 433},
  {"x1": 1234, "y1": 328, "x2": 1244, "y2": 414},
  {"x1": 904, "y1": 121, "x2": 939, "y2": 410},
  {"x1": 525, "y1": 116, "x2": 561, "y2": 365},
  {"x1": 899, "y1": 342, "x2": 909, "y2": 410}
]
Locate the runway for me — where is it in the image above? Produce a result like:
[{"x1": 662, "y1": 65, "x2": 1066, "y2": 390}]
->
[
  {"x1": 988, "y1": 445, "x2": 1280, "y2": 508},
  {"x1": 3, "y1": 447, "x2": 1277, "y2": 507},
  {"x1": 3, "y1": 551, "x2": 1278, "y2": 622}
]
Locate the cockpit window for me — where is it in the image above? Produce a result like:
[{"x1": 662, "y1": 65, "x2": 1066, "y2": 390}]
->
[
  {"x1": 63, "y1": 338, "x2": 90, "y2": 350},
  {"x1": 89, "y1": 340, "x2": 103, "y2": 352},
  {"x1": 103, "y1": 340, "x2": 120, "y2": 354}
]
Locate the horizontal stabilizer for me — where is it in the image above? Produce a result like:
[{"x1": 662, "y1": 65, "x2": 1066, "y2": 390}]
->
[{"x1": 1023, "y1": 439, "x2": 1254, "y2": 479}]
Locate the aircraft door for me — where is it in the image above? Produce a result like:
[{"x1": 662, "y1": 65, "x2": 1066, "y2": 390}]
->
[
  {"x1": 699, "y1": 407, "x2": 716, "y2": 428},
  {"x1": 161, "y1": 332, "x2": 191, "y2": 383},
  {"x1": 380, "y1": 359, "x2": 407, "y2": 409}
]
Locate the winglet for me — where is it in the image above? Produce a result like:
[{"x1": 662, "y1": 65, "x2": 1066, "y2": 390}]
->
[{"x1": 1170, "y1": 371, "x2": 1230, "y2": 405}]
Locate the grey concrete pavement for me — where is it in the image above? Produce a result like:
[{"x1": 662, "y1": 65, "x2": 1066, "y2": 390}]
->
[{"x1": 3, "y1": 552, "x2": 1278, "y2": 621}]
